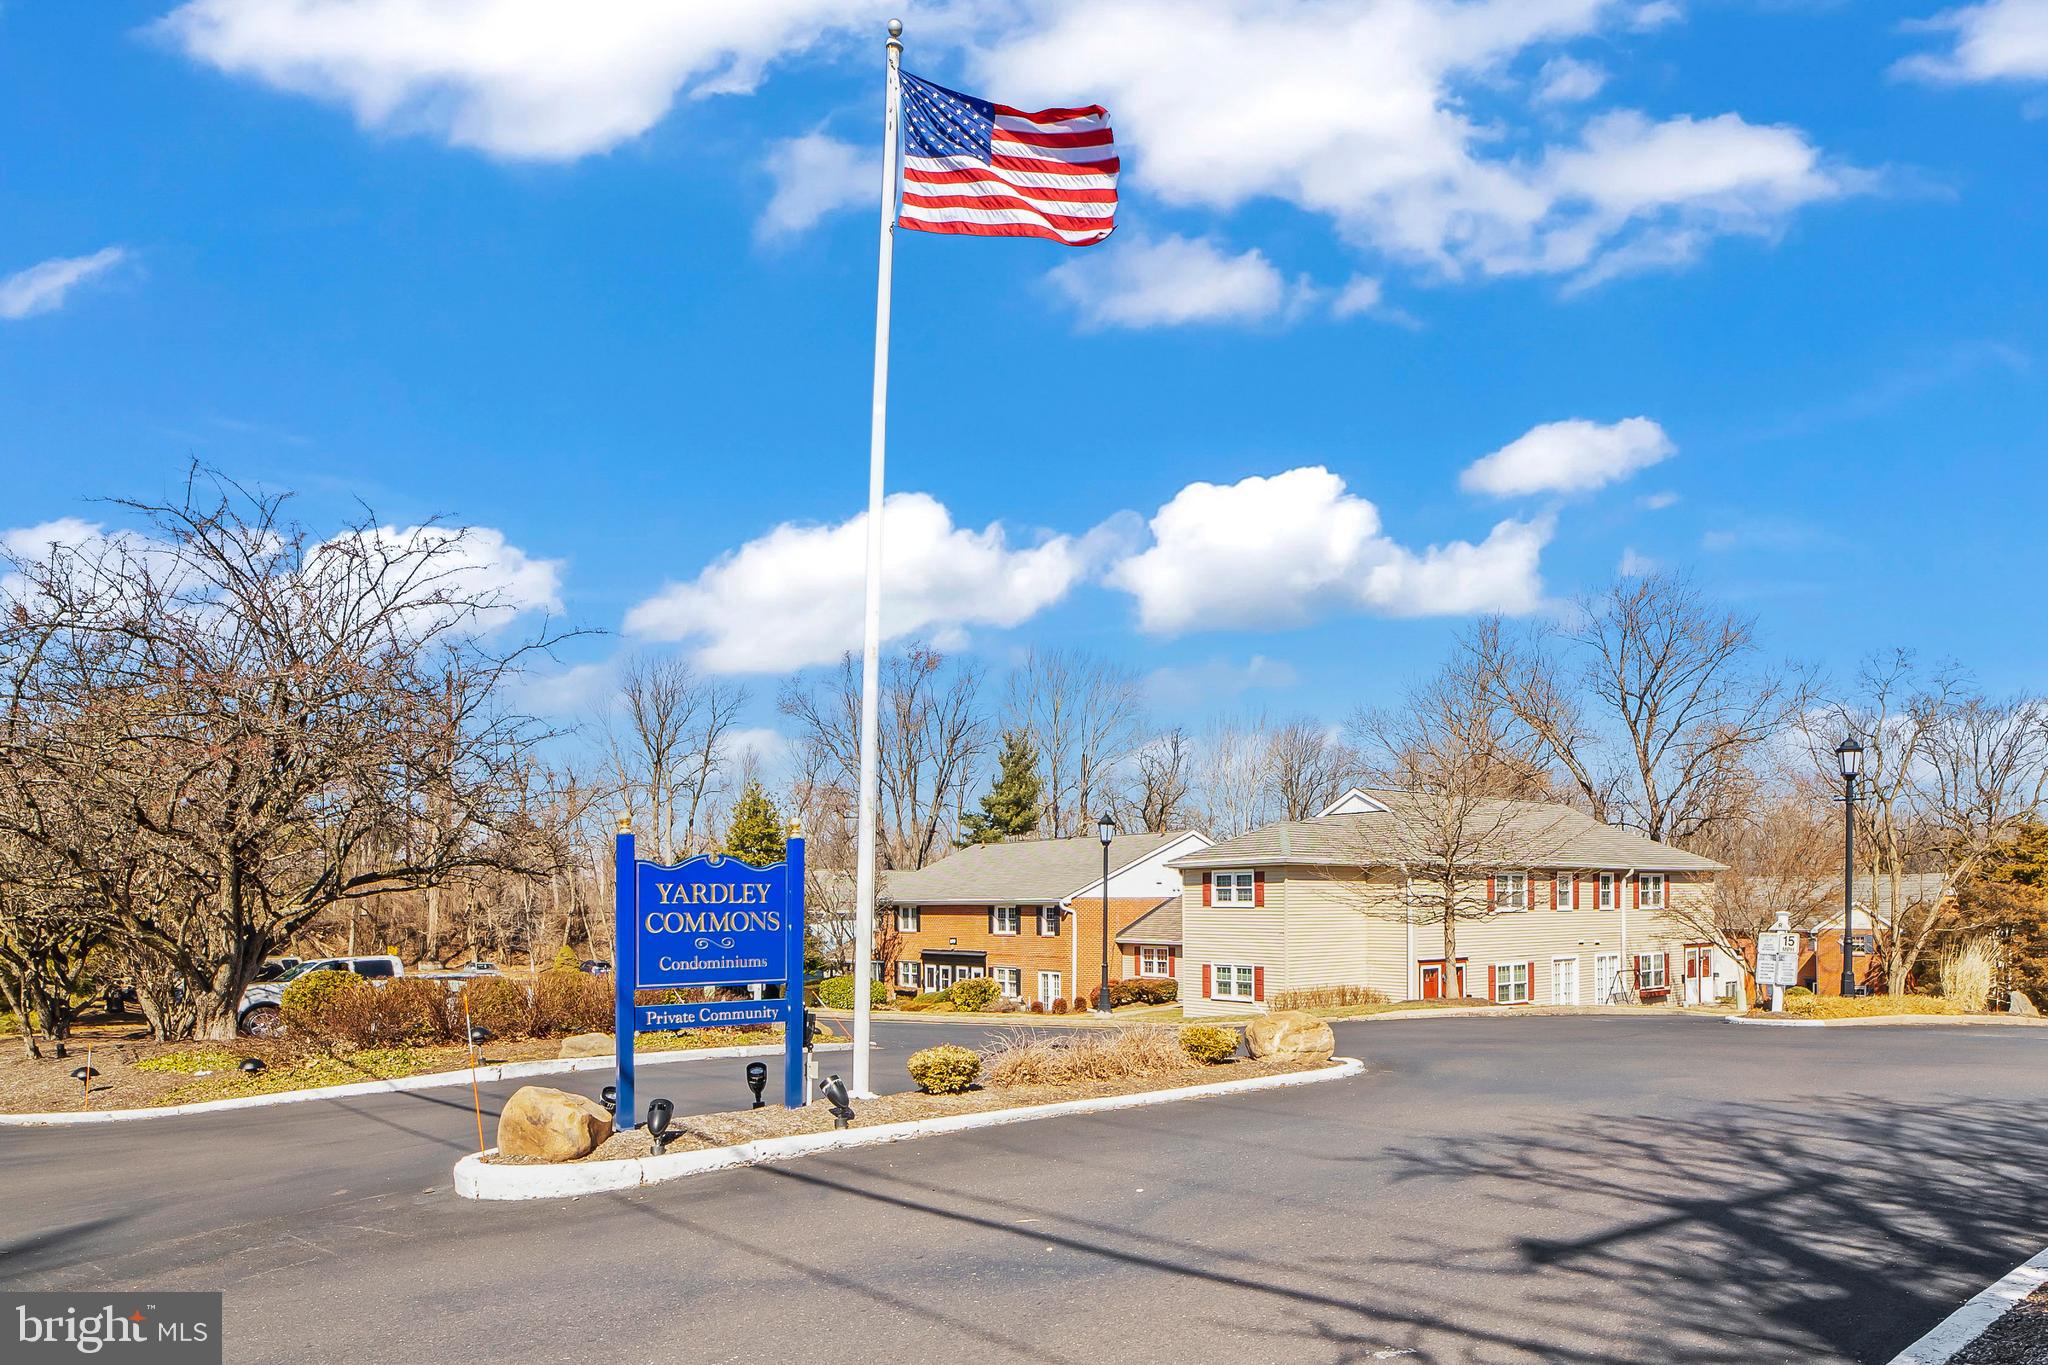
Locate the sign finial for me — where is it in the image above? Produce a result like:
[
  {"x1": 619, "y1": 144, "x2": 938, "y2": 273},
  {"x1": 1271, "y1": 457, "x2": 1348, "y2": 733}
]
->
[{"x1": 616, "y1": 813, "x2": 632, "y2": 834}]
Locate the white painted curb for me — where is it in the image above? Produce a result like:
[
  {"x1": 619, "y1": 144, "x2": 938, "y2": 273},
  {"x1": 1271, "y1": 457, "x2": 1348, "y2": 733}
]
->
[
  {"x1": 1888, "y1": 1245, "x2": 2048, "y2": 1364},
  {"x1": 1723, "y1": 1016, "x2": 1826, "y2": 1028},
  {"x1": 0, "y1": 1042, "x2": 851, "y2": 1128},
  {"x1": 455, "y1": 1055, "x2": 1367, "y2": 1201}
]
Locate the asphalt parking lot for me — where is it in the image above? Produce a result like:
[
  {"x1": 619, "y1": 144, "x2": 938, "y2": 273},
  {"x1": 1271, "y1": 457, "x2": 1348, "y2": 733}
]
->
[{"x1": 5, "y1": 1015, "x2": 2045, "y2": 1364}]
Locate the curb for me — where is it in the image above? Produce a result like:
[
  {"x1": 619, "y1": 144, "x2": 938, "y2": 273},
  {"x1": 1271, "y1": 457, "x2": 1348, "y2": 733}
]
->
[
  {"x1": 454, "y1": 1054, "x2": 1367, "y2": 1201},
  {"x1": 0, "y1": 1042, "x2": 851, "y2": 1127},
  {"x1": 1888, "y1": 1246, "x2": 2048, "y2": 1364},
  {"x1": 1723, "y1": 1014, "x2": 2044, "y2": 1029}
]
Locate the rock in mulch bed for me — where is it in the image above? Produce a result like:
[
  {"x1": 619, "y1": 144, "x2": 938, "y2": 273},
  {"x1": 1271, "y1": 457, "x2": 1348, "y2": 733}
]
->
[
  {"x1": 1948, "y1": 1283, "x2": 2048, "y2": 1365},
  {"x1": 485, "y1": 1054, "x2": 1323, "y2": 1165}
]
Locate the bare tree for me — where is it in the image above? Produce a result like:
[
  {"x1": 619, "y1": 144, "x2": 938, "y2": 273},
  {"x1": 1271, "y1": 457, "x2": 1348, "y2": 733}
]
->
[
  {"x1": 1005, "y1": 647, "x2": 1145, "y2": 837},
  {"x1": 779, "y1": 643, "x2": 989, "y2": 869},
  {"x1": 1126, "y1": 727, "x2": 1197, "y2": 833},
  {"x1": 603, "y1": 654, "x2": 748, "y2": 862},
  {"x1": 1194, "y1": 716, "x2": 1277, "y2": 839},
  {"x1": 0, "y1": 472, "x2": 565, "y2": 1039},
  {"x1": 1674, "y1": 795, "x2": 1841, "y2": 1004},
  {"x1": 1467, "y1": 574, "x2": 1800, "y2": 844},
  {"x1": 1265, "y1": 718, "x2": 1358, "y2": 821}
]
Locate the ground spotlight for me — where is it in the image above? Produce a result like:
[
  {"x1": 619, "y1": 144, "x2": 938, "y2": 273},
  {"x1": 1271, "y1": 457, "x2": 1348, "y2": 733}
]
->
[
  {"x1": 646, "y1": 1097, "x2": 676, "y2": 1154},
  {"x1": 600, "y1": 1084, "x2": 617, "y2": 1115},
  {"x1": 467, "y1": 1025, "x2": 493, "y2": 1048},
  {"x1": 238, "y1": 1057, "x2": 265, "y2": 1074},
  {"x1": 745, "y1": 1061, "x2": 768, "y2": 1108},
  {"x1": 820, "y1": 1073, "x2": 854, "y2": 1130}
]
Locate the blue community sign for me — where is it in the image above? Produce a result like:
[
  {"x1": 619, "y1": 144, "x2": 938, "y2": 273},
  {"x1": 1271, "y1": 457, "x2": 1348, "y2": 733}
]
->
[{"x1": 612, "y1": 823, "x2": 807, "y2": 1125}]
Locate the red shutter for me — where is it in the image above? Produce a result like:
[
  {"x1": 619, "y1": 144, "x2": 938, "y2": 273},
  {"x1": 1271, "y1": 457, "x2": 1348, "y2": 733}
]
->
[
  {"x1": 1528, "y1": 961, "x2": 1537, "y2": 1004},
  {"x1": 1252, "y1": 966, "x2": 1265, "y2": 1001},
  {"x1": 1202, "y1": 963, "x2": 1212, "y2": 998},
  {"x1": 1632, "y1": 876, "x2": 1641, "y2": 909},
  {"x1": 1202, "y1": 874, "x2": 1212, "y2": 906},
  {"x1": 1252, "y1": 870, "x2": 1265, "y2": 907},
  {"x1": 1663, "y1": 952, "x2": 1672, "y2": 991},
  {"x1": 1168, "y1": 951, "x2": 1177, "y2": 978},
  {"x1": 1487, "y1": 875, "x2": 1496, "y2": 908},
  {"x1": 1488, "y1": 964, "x2": 1498, "y2": 1000}
]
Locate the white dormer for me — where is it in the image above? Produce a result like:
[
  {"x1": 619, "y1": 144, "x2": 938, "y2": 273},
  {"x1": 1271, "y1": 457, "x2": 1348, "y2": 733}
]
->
[{"x1": 1318, "y1": 787, "x2": 1393, "y2": 817}]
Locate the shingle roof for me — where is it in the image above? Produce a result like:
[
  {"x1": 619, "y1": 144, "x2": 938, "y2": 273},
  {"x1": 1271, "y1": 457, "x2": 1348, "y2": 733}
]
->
[
  {"x1": 1114, "y1": 896, "x2": 1181, "y2": 945},
  {"x1": 1170, "y1": 790, "x2": 1724, "y2": 874},
  {"x1": 881, "y1": 831, "x2": 1198, "y2": 905}
]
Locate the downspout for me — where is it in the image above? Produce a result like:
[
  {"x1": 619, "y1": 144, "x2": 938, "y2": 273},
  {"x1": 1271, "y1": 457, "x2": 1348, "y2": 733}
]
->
[
  {"x1": 1397, "y1": 860, "x2": 1415, "y2": 1000},
  {"x1": 1066, "y1": 900, "x2": 1078, "y2": 999}
]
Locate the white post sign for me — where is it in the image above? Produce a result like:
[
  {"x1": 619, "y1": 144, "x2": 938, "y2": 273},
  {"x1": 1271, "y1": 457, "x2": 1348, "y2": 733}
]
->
[{"x1": 1755, "y1": 930, "x2": 1800, "y2": 1010}]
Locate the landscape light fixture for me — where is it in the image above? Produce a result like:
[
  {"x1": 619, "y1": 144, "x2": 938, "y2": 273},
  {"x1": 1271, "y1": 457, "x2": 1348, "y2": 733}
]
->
[
  {"x1": 600, "y1": 1084, "x2": 617, "y2": 1115},
  {"x1": 467, "y1": 1025, "x2": 493, "y2": 1048},
  {"x1": 646, "y1": 1097, "x2": 676, "y2": 1154},
  {"x1": 238, "y1": 1057, "x2": 265, "y2": 1075},
  {"x1": 1096, "y1": 813, "x2": 1115, "y2": 1017},
  {"x1": 70, "y1": 1064, "x2": 98, "y2": 1103},
  {"x1": 745, "y1": 1061, "x2": 769, "y2": 1109},
  {"x1": 1836, "y1": 737, "x2": 1863, "y2": 999},
  {"x1": 821, "y1": 1073, "x2": 855, "y2": 1130}
]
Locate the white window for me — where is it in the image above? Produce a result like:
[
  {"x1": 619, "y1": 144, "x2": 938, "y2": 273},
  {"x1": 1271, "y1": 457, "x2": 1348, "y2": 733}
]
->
[
  {"x1": 1597, "y1": 873, "x2": 1617, "y2": 910},
  {"x1": 1493, "y1": 961, "x2": 1531, "y2": 1005},
  {"x1": 995, "y1": 966, "x2": 1021, "y2": 999},
  {"x1": 1638, "y1": 873, "x2": 1666, "y2": 909},
  {"x1": 1138, "y1": 946, "x2": 1172, "y2": 978},
  {"x1": 869, "y1": 960, "x2": 886, "y2": 982},
  {"x1": 894, "y1": 904, "x2": 920, "y2": 932},
  {"x1": 1210, "y1": 870, "x2": 1257, "y2": 905},
  {"x1": 1494, "y1": 872, "x2": 1527, "y2": 911},
  {"x1": 1555, "y1": 874, "x2": 1577, "y2": 912},
  {"x1": 1211, "y1": 963, "x2": 1256, "y2": 1002},
  {"x1": 992, "y1": 904, "x2": 1019, "y2": 936},
  {"x1": 1036, "y1": 970, "x2": 1062, "y2": 1003},
  {"x1": 895, "y1": 960, "x2": 918, "y2": 989},
  {"x1": 1037, "y1": 906, "x2": 1061, "y2": 937},
  {"x1": 1636, "y1": 953, "x2": 1668, "y2": 992}
]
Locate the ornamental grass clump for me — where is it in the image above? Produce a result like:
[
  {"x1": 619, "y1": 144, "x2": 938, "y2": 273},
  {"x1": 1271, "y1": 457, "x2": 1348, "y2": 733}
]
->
[
  {"x1": 981, "y1": 1026, "x2": 1190, "y2": 1088},
  {"x1": 1937, "y1": 937, "x2": 1996, "y2": 1013},
  {"x1": 1178, "y1": 1024, "x2": 1241, "y2": 1065},
  {"x1": 1270, "y1": 984, "x2": 1388, "y2": 1011},
  {"x1": 906, "y1": 1043, "x2": 982, "y2": 1094}
]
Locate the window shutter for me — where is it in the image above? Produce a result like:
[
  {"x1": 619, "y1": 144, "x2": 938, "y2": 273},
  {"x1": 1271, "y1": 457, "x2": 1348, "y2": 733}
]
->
[
  {"x1": 1488, "y1": 964, "x2": 1498, "y2": 1001},
  {"x1": 988, "y1": 908, "x2": 996, "y2": 934},
  {"x1": 1168, "y1": 951, "x2": 1177, "y2": 979},
  {"x1": 1632, "y1": 876, "x2": 1641, "y2": 909},
  {"x1": 1632, "y1": 956, "x2": 1642, "y2": 986},
  {"x1": 1528, "y1": 961, "x2": 1537, "y2": 1002},
  {"x1": 1487, "y1": 875, "x2": 1496, "y2": 908},
  {"x1": 1663, "y1": 952, "x2": 1672, "y2": 989},
  {"x1": 1202, "y1": 963, "x2": 1213, "y2": 998},
  {"x1": 1202, "y1": 874, "x2": 1212, "y2": 907},
  {"x1": 1252, "y1": 966, "x2": 1265, "y2": 1001},
  {"x1": 1252, "y1": 870, "x2": 1265, "y2": 907}
]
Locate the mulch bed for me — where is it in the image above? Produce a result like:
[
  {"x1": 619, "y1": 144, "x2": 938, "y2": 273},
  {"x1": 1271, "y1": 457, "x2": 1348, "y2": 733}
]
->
[
  {"x1": 1949, "y1": 1283, "x2": 2048, "y2": 1365},
  {"x1": 0, "y1": 1025, "x2": 779, "y2": 1115},
  {"x1": 484, "y1": 1054, "x2": 1325, "y2": 1165}
]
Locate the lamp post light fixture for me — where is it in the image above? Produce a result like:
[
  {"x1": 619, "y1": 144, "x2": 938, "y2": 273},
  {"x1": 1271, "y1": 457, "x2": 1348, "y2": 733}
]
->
[
  {"x1": 1096, "y1": 813, "x2": 1116, "y2": 1017},
  {"x1": 1836, "y1": 736, "x2": 1863, "y2": 998}
]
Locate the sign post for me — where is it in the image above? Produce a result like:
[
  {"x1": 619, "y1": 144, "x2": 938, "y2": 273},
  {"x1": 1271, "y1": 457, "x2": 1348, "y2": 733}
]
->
[
  {"x1": 1755, "y1": 912, "x2": 1799, "y2": 1012},
  {"x1": 612, "y1": 820, "x2": 808, "y2": 1128}
]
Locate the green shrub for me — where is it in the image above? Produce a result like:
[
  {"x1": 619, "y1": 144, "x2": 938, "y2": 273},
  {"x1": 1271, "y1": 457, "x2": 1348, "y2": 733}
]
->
[
  {"x1": 817, "y1": 975, "x2": 888, "y2": 1010},
  {"x1": 948, "y1": 977, "x2": 1001, "y2": 1011},
  {"x1": 280, "y1": 970, "x2": 374, "y2": 1041},
  {"x1": 548, "y1": 944, "x2": 584, "y2": 975},
  {"x1": 1089, "y1": 978, "x2": 1180, "y2": 1010},
  {"x1": 906, "y1": 1043, "x2": 982, "y2": 1094},
  {"x1": 1179, "y1": 1024, "x2": 1239, "y2": 1065},
  {"x1": 460, "y1": 977, "x2": 534, "y2": 1038}
]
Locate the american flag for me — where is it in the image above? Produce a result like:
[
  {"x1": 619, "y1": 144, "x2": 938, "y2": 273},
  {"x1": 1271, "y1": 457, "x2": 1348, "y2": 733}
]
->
[{"x1": 897, "y1": 70, "x2": 1117, "y2": 246}]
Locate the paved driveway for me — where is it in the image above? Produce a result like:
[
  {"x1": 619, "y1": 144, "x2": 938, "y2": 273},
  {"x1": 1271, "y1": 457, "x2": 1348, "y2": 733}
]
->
[{"x1": 5, "y1": 1016, "x2": 2045, "y2": 1364}]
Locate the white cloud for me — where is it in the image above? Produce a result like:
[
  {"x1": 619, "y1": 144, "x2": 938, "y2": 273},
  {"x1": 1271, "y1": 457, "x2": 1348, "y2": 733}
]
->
[
  {"x1": 1536, "y1": 55, "x2": 1607, "y2": 104},
  {"x1": 1048, "y1": 234, "x2": 1315, "y2": 329},
  {"x1": 156, "y1": 0, "x2": 873, "y2": 160},
  {"x1": 1897, "y1": 0, "x2": 2048, "y2": 84},
  {"x1": 976, "y1": 1, "x2": 1853, "y2": 288},
  {"x1": 624, "y1": 492, "x2": 1102, "y2": 673},
  {"x1": 1107, "y1": 467, "x2": 1549, "y2": 635},
  {"x1": 1330, "y1": 275, "x2": 1385, "y2": 319},
  {"x1": 759, "y1": 131, "x2": 876, "y2": 240},
  {"x1": 1638, "y1": 490, "x2": 1680, "y2": 510},
  {"x1": 0, "y1": 518, "x2": 107, "y2": 558},
  {"x1": 345, "y1": 524, "x2": 564, "y2": 619},
  {"x1": 0, "y1": 248, "x2": 128, "y2": 320},
  {"x1": 1618, "y1": 547, "x2": 1659, "y2": 577},
  {"x1": 1145, "y1": 654, "x2": 1299, "y2": 709},
  {"x1": 1460, "y1": 417, "x2": 1675, "y2": 497}
]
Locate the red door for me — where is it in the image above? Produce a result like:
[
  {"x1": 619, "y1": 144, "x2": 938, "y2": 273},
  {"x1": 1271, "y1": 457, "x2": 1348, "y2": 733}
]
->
[{"x1": 1420, "y1": 961, "x2": 1467, "y2": 999}]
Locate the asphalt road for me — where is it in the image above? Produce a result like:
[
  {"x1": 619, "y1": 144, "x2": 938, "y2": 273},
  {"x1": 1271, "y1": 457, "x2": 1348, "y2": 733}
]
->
[{"x1": 5, "y1": 1016, "x2": 2046, "y2": 1365}]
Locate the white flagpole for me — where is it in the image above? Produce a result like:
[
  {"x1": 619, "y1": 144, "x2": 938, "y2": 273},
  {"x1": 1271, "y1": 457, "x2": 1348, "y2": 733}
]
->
[{"x1": 850, "y1": 17, "x2": 903, "y2": 1098}]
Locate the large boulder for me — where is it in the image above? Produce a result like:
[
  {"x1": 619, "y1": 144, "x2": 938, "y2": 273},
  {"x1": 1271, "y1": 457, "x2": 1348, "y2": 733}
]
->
[
  {"x1": 1244, "y1": 1010, "x2": 1336, "y2": 1063},
  {"x1": 2012, "y1": 991, "x2": 2041, "y2": 1018},
  {"x1": 498, "y1": 1085, "x2": 613, "y2": 1161},
  {"x1": 558, "y1": 1032, "x2": 615, "y2": 1059}
]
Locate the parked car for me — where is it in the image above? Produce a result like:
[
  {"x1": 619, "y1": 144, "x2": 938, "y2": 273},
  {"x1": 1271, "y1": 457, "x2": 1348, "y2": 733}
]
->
[
  {"x1": 580, "y1": 960, "x2": 612, "y2": 976},
  {"x1": 237, "y1": 955, "x2": 404, "y2": 1036}
]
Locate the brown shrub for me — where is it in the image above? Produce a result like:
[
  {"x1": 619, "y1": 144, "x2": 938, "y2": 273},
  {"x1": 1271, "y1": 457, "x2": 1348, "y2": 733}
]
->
[
  {"x1": 372, "y1": 977, "x2": 460, "y2": 1044},
  {"x1": 460, "y1": 978, "x2": 535, "y2": 1038},
  {"x1": 534, "y1": 972, "x2": 612, "y2": 1035},
  {"x1": 279, "y1": 970, "x2": 379, "y2": 1045},
  {"x1": 1269, "y1": 984, "x2": 1389, "y2": 1011},
  {"x1": 980, "y1": 1026, "x2": 1190, "y2": 1088}
]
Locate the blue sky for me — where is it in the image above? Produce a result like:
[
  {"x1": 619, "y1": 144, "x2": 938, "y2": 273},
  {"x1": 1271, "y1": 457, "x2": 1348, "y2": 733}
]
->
[{"x1": 4, "y1": 0, "x2": 2044, "y2": 759}]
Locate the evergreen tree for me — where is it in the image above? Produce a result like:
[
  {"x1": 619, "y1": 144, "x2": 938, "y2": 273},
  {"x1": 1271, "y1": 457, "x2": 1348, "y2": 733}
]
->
[
  {"x1": 958, "y1": 731, "x2": 1044, "y2": 845},
  {"x1": 723, "y1": 780, "x2": 787, "y2": 867}
]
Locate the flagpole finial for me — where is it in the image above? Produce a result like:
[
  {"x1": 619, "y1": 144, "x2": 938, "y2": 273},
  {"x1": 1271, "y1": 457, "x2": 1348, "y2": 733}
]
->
[{"x1": 888, "y1": 18, "x2": 903, "y2": 41}]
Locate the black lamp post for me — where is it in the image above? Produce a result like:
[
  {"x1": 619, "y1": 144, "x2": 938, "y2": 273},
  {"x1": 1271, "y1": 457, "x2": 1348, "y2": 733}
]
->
[
  {"x1": 1836, "y1": 736, "x2": 1863, "y2": 998},
  {"x1": 1096, "y1": 813, "x2": 1115, "y2": 1017}
]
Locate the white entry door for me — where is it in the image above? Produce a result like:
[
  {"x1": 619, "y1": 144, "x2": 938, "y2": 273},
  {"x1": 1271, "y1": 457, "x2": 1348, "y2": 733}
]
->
[
  {"x1": 1036, "y1": 970, "x2": 1062, "y2": 1005},
  {"x1": 1551, "y1": 956, "x2": 1580, "y2": 1007},
  {"x1": 1593, "y1": 953, "x2": 1621, "y2": 1005}
]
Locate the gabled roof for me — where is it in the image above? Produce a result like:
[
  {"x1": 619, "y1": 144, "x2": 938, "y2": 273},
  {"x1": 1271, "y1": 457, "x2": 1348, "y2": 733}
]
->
[
  {"x1": 1114, "y1": 896, "x2": 1181, "y2": 946},
  {"x1": 1171, "y1": 790, "x2": 1724, "y2": 874},
  {"x1": 881, "y1": 831, "x2": 1201, "y2": 905}
]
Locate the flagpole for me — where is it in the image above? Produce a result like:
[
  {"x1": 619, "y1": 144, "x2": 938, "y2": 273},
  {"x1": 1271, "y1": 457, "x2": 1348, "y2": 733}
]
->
[{"x1": 850, "y1": 17, "x2": 903, "y2": 1098}]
